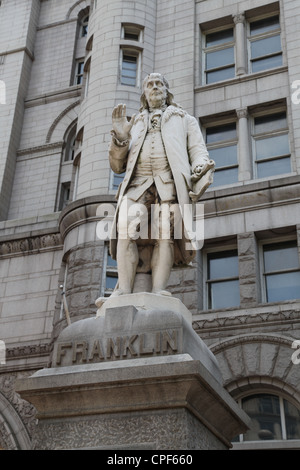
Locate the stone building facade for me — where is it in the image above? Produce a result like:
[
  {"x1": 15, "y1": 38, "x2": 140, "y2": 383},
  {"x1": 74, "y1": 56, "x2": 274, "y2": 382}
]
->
[{"x1": 0, "y1": 0, "x2": 300, "y2": 450}]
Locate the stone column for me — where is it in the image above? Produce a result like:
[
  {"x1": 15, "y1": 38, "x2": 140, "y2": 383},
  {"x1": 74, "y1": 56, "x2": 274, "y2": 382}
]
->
[
  {"x1": 75, "y1": 0, "x2": 156, "y2": 199},
  {"x1": 233, "y1": 13, "x2": 247, "y2": 76},
  {"x1": 238, "y1": 232, "x2": 260, "y2": 306},
  {"x1": 236, "y1": 107, "x2": 252, "y2": 181}
]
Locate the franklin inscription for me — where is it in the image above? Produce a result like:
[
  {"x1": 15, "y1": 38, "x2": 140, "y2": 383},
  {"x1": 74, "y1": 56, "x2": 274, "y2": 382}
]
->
[{"x1": 55, "y1": 329, "x2": 179, "y2": 366}]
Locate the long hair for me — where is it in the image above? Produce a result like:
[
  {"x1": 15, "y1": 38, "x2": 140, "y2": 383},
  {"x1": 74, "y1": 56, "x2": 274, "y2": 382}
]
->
[{"x1": 139, "y1": 73, "x2": 180, "y2": 111}]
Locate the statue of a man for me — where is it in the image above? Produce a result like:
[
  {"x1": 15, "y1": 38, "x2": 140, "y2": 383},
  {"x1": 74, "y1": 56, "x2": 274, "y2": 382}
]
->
[{"x1": 109, "y1": 73, "x2": 214, "y2": 296}]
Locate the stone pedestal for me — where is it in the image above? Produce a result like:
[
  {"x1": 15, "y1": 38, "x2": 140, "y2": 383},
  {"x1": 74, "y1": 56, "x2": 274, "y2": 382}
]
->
[{"x1": 16, "y1": 294, "x2": 249, "y2": 450}]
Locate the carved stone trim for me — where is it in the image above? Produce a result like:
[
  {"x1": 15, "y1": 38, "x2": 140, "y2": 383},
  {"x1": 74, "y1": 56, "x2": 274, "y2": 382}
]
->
[
  {"x1": 0, "y1": 373, "x2": 37, "y2": 450},
  {"x1": 6, "y1": 343, "x2": 52, "y2": 361},
  {"x1": 17, "y1": 142, "x2": 64, "y2": 158},
  {"x1": 46, "y1": 100, "x2": 81, "y2": 143},
  {"x1": 0, "y1": 233, "x2": 62, "y2": 258},
  {"x1": 192, "y1": 303, "x2": 300, "y2": 333},
  {"x1": 233, "y1": 13, "x2": 245, "y2": 25},
  {"x1": 236, "y1": 107, "x2": 248, "y2": 119},
  {"x1": 209, "y1": 332, "x2": 294, "y2": 355}
]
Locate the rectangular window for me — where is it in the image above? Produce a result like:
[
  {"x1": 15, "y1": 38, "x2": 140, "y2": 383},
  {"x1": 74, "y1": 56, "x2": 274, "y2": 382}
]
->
[
  {"x1": 205, "y1": 122, "x2": 238, "y2": 187},
  {"x1": 262, "y1": 241, "x2": 300, "y2": 303},
  {"x1": 252, "y1": 111, "x2": 291, "y2": 178},
  {"x1": 112, "y1": 172, "x2": 125, "y2": 191},
  {"x1": 75, "y1": 60, "x2": 84, "y2": 85},
  {"x1": 121, "y1": 52, "x2": 138, "y2": 86},
  {"x1": 203, "y1": 28, "x2": 235, "y2": 84},
  {"x1": 104, "y1": 250, "x2": 118, "y2": 297},
  {"x1": 122, "y1": 24, "x2": 143, "y2": 42},
  {"x1": 58, "y1": 182, "x2": 71, "y2": 211},
  {"x1": 206, "y1": 250, "x2": 240, "y2": 309},
  {"x1": 249, "y1": 15, "x2": 282, "y2": 73}
]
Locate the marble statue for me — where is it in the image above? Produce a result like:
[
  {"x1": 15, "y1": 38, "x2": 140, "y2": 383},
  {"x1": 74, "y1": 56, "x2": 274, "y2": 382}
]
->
[{"x1": 108, "y1": 73, "x2": 215, "y2": 296}]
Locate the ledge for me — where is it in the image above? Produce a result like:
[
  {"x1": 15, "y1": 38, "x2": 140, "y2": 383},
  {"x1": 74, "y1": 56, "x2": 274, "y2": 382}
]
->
[{"x1": 195, "y1": 66, "x2": 288, "y2": 93}]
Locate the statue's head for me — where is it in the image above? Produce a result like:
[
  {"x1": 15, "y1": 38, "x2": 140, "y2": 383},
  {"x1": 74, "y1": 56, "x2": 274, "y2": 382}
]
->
[{"x1": 140, "y1": 73, "x2": 177, "y2": 110}]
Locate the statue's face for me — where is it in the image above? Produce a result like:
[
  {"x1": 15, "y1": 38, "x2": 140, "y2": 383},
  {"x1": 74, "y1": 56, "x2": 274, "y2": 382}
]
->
[{"x1": 144, "y1": 75, "x2": 167, "y2": 108}]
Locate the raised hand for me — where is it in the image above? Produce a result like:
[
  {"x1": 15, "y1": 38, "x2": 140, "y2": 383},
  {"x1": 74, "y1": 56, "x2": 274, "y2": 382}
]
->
[{"x1": 112, "y1": 104, "x2": 135, "y2": 142}]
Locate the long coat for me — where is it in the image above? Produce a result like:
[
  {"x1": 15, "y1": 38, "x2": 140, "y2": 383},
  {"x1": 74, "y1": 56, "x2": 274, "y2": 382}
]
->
[{"x1": 109, "y1": 105, "x2": 211, "y2": 266}]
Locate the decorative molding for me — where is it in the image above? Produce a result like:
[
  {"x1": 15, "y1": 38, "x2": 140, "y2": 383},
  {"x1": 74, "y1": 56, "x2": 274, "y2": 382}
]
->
[
  {"x1": 66, "y1": 0, "x2": 91, "y2": 20},
  {"x1": 209, "y1": 332, "x2": 294, "y2": 355},
  {"x1": 233, "y1": 13, "x2": 245, "y2": 25},
  {"x1": 17, "y1": 142, "x2": 64, "y2": 158},
  {"x1": 192, "y1": 303, "x2": 300, "y2": 334},
  {"x1": 0, "y1": 233, "x2": 62, "y2": 258},
  {"x1": 46, "y1": 100, "x2": 80, "y2": 143},
  {"x1": 0, "y1": 373, "x2": 37, "y2": 449},
  {"x1": 236, "y1": 107, "x2": 248, "y2": 119},
  {"x1": 195, "y1": 66, "x2": 288, "y2": 93},
  {"x1": 6, "y1": 343, "x2": 52, "y2": 361},
  {"x1": 25, "y1": 86, "x2": 82, "y2": 109}
]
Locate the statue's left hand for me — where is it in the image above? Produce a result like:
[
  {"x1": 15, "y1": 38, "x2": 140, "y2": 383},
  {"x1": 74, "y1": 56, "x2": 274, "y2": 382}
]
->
[{"x1": 191, "y1": 161, "x2": 215, "y2": 182}]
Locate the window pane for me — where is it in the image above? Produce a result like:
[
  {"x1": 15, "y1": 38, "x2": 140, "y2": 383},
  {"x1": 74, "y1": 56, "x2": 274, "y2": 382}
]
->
[
  {"x1": 265, "y1": 271, "x2": 300, "y2": 302},
  {"x1": 251, "y1": 34, "x2": 281, "y2": 60},
  {"x1": 209, "y1": 145, "x2": 237, "y2": 167},
  {"x1": 206, "y1": 28, "x2": 234, "y2": 47},
  {"x1": 209, "y1": 280, "x2": 240, "y2": 309},
  {"x1": 250, "y1": 16, "x2": 280, "y2": 36},
  {"x1": 255, "y1": 134, "x2": 289, "y2": 160},
  {"x1": 206, "y1": 123, "x2": 237, "y2": 143},
  {"x1": 242, "y1": 395, "x2": 282, "y2": 441},
  {"x1": 206, "y1": 67, "x2": 235, "y2": 84},
  {"x1": 106, "y1": 275, "x2": 118, "y2": 290},
  {"x1": 284, "y1": 400, "x2": 300, "y2": 439},
  {"x1": 121, "y1": 56, "x2": 137, "y2": 86},
  {"x1": 211, "y1": 167, "x2": 239, "y2": 186},
  {"x1": 208, "y1": 251, "x2": 239, "y2": 279},
  {"x1": 206, "y1": 47, "x2": 234, "y2": 70},
  {"x1": 113, "y1": 172, "x2": 125, "y2": 190},
  {"x1": 257, "y1": 157, "x2": 291, "y2": 178},
  {"x1": 252, "y1": 53, "x2": 282, "y2": 73},
  {"x1": 255, "y1": 112, "x2": 287, "y2": 134},
  {"x1": 107, "y1": 254, "x2": 117, "y2": 268},
  {"x1": 264, "y1": 242, "x2": 299, "y2": 272}
]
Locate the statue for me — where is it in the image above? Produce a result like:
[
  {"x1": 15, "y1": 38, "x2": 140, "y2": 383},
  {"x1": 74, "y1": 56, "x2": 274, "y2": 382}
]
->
[{"x1": 108, "y1": 73, "x2": 215, "y2": 297}]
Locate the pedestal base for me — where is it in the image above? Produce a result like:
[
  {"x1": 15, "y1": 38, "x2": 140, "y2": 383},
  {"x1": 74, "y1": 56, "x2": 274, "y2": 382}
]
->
[{"x1": 16, "y1": 295, "x2": 250, "y2": 450}]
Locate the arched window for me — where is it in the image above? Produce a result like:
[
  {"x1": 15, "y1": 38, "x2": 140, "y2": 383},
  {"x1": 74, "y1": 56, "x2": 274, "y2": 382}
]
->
[
  {"x1": 64, "y1": 125, "x2": 76, "y2": 162},
  {"x1": 81, "y1": 14, "x2": 89, "y2": 38},
  {"x1": 234, "y1": 393, "x2": 300, "y2": 443},
  {"x1": 56, "y1": 123, "x2": 78, "y2": 212}
]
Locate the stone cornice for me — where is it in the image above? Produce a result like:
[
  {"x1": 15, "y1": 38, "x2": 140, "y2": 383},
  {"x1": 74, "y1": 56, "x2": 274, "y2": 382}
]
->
[
  {"x1": 17, "y1": 142, "x2": 64, "y2": 158},
  {"x1": 25, "y1": 86, "x2": 82, "y2": 108},
  {"x1": 195, "y1": 66, "x2": 288, "y2": 93},
  {"x1": 201, "y1": 174, "x2": 300, "y2": 219}
]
